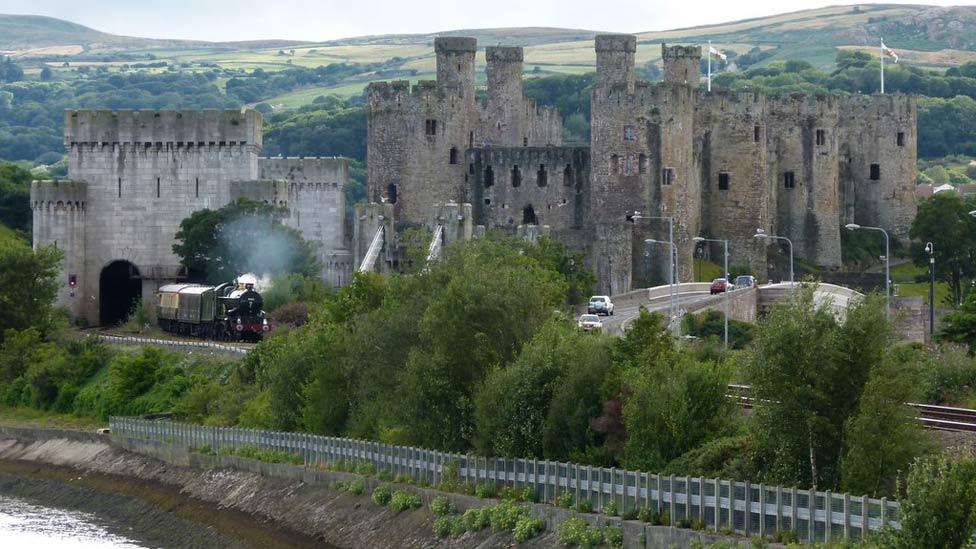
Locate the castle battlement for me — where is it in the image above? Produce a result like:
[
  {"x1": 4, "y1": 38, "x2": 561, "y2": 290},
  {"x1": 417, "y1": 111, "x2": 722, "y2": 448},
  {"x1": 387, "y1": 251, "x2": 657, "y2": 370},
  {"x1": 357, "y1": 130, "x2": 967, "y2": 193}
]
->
[
  {"x1": 64, "y1": 109, "x2": 262, "y2": 148},
  {"x1": 434, "y1": 36, "x2": 477, "y2": 53},
  {"x1": 595, "y1": 34, "x2": 637, "y2": 52},
  {"x1": 662, "y1": 44, "x2": 703, "y2": 59},
  {"x1": 486, "y1": 46, "x2": 523, "y2": 62}
]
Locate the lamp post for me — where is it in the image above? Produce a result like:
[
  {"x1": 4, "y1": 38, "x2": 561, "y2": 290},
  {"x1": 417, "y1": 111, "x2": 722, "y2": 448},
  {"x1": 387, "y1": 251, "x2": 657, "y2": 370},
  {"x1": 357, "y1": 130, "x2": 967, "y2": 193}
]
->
[
  {"x1": 631, "y1": 212, "x2": 676, "y2": 331},
  {"x1": 754, "y1": 228, "x2": 794, "y2": 286},
  {"x1": 846, "y1": 223, "x2": 890, "y2": 318},
  {"x1": 646, "y1": 238, "x2": 679, "y2": 336},
  {"x1": 926, "y1": 242, "x2": 935, "y2": 339},
  {"x1": 693, "y1": 236, "x2": 729, "y2": 348}
]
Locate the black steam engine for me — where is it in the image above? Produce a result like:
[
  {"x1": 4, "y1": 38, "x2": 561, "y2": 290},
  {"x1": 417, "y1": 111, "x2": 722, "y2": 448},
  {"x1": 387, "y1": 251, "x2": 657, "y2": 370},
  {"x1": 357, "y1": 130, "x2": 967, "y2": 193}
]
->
[{"x1": 156, "y1": 281, "x2": 270, "y2": 341}]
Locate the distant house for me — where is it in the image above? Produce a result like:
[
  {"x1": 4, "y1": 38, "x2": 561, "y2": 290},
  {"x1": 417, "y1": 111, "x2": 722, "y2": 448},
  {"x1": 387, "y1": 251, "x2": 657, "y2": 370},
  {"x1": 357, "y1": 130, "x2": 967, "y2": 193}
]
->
[
  {"x1": 933, "y1": 183, "x2": 956, "y2": 194},
  {"x1": 916, "y1": 184, "x2": 933, "y2": 198}
]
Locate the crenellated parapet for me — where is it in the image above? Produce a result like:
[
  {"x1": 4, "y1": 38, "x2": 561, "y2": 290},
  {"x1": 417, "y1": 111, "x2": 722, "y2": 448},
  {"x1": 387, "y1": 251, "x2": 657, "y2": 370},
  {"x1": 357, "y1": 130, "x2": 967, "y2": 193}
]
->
[
  {"x1": 260, "y1": 156, "x2": 348, "y2": 191},
  {"x1": 30, "y1": 180, "x2": 87, "y2": 212},
  {"x1": 64, "y1": 109, "x2": 262, "y2": 149}
]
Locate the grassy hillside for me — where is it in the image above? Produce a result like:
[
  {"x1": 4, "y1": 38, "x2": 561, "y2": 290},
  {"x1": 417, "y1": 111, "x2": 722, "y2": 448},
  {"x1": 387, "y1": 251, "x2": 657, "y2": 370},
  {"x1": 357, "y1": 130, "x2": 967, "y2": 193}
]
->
[{"x1": 4, "y1": 5, "x2": 976, "y2": 102}]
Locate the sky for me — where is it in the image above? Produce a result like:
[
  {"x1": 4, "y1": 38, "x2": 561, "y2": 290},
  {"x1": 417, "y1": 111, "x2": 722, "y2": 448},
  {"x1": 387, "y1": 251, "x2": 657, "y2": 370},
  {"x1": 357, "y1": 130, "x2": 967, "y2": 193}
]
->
[{"x1": 0, "y1": 0, "x2": 969, "y2": 42}]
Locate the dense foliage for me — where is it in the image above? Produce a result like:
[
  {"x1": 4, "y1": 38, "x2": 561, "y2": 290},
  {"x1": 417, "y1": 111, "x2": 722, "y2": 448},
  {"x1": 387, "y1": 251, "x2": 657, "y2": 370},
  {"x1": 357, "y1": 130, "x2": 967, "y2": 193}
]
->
[
  {"x1": 0, "y1": 233, "x2": 62, "y2": 342},
  {"x1": 909, "y1": 192, "x2": 976, "y2": 306},
  {"x1": 0, "y1": 162, "x2": 31, "y2": 233}
]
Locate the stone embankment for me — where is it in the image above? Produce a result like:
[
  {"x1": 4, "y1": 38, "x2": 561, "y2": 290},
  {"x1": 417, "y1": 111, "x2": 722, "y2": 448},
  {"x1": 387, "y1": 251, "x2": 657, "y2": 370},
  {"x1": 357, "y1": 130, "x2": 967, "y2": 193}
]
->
[{"x1": 0, "y1": 426, "x2": 753, "y2": 548}]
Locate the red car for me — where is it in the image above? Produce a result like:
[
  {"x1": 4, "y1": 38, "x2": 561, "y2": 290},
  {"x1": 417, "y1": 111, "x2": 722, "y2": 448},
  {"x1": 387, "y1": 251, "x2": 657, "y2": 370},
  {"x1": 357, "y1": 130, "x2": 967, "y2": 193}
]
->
[{"x1": 710, "y1": 278, "x2": 730, "y2": 294}]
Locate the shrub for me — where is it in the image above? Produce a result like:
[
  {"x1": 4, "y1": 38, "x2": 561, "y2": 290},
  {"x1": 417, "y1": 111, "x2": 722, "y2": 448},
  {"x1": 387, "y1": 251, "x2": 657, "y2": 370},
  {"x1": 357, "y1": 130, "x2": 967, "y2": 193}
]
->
[
  {"x1": 622, "y1": 507, "x2": 638, "y2": 520},
  {"x1": 659, "y1": 509, "x2": 671, "y2": 526},
  {"x1": 556, "y1": 491, "x2": 574, "y2": 508},
  {"x1": 637, "y1": 507, "x2": 657, "y2": 523},
  {"x1": 889, "y1": 450, "x2": 976, "y2": 549},
  {"x1": 603, "y1": 499, "x2": 618, "y2": 516},
  {"x1": 377, "y1": 469, "x2": 393, "y2": 481},
  {"x1": 604, "y1": 526, "x2": 623, "y2": 548},
  {"x1": 461, "y1": 507, "x2": 491, "y2": 531},
  {"x1": 520, "y1": 486, "x2": 536, "y2": 502},
  {"x1": 389, "y1": 490, "x2": 421, "y2": 513},
  {"x1": 433, "y1": 515, "x2": 459, "y2": 539},
  {"x1": 394, "y1": 473, "x2": 413, "y2": 484},
  {"x1": 371, "y1": 484, "x2": 392, "y2": 506},
  {"x1": 513, "y1": 516, "x2": 545, "y2": 542},
  {"x1": 557, "y1": 518, "x2": 603, "y2": 547},
  {"x1": 347, "y1": 479, "x2": 365, "y2": 495},
  {"x1": 488, "y1": 500, "x2": 530, "y2": 532},
  {"x1": 475, "y1": 482, "x2": 497, "y2": 499},
  {"x1": 429, "y1": 495, "x2": 455, "y2": 516},
  {"x1": 354, "y1": 461, "x2": 376, "y2": 476},
  {"x1": 577, "y1": 499, "x2": 593, "y2": 513}
]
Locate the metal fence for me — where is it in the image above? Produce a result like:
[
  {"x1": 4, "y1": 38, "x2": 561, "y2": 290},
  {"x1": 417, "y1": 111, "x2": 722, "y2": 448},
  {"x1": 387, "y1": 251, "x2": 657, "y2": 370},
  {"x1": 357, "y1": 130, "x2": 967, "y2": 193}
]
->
[
  {"x1": 110, "y1": 416, "x2": 899, "y2": 542},
  {"x1": 97, "y1": 334, "x2": 248, "y2": 355}
]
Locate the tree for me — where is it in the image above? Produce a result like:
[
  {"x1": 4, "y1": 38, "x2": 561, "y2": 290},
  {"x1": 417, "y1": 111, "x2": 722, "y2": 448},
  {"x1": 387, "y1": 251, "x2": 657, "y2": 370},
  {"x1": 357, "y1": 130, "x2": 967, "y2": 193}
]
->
[
  {"x1": 39, "y1": 66, "x2": 53, "y2": 81},
  {"x1": 887, "y1": 450, "x2": 976, "y2": 549},
  {"x1": 0, "y1": 163, "x2": 33, "y2": 233},
  {"x1": 941, "y1": 291, "x2": 976, "y2": 354},
  {"x1": 909, "y1": 192, "x2": 976, "y2": 306},
  {"x1": 0, "y1": 239, "x2": 62, "y2": 342},
  {"x1": 747, "y1": 286, "x2": 889, "y2": 490},
  {"x1": 172, "y1": 198, "x2": 321, "y2": 284}
]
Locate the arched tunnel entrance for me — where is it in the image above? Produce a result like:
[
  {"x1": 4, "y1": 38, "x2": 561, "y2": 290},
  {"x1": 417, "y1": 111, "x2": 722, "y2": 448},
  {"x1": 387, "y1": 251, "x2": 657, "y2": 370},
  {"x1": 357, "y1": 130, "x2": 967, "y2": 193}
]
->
[{"x1": 100, "y1": 260, "x2": 142, "y2": 326}]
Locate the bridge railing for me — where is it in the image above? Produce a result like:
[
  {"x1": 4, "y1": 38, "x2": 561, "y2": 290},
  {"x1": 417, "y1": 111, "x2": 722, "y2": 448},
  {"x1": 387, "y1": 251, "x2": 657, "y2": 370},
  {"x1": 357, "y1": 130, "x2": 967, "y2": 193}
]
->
[{"x1": 110, "y1": 416, "x2": 899, "y2": 542}]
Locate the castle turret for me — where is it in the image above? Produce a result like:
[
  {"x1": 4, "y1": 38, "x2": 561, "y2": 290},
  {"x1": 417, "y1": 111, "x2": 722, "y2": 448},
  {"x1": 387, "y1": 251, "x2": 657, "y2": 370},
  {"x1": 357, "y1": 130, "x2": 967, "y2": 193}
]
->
[
  {"x1": 662, "y1": 44, "x2": 702, "y2": 85},
  {"x1": 487, "y1": 46, "x2": 523, "y2": 104},
  {"x1": 435, "y1": 37, "x2": 477, "y2": 98},
  {"x1": 595, "y1": 34, "x2": 636, "y2": 92}
]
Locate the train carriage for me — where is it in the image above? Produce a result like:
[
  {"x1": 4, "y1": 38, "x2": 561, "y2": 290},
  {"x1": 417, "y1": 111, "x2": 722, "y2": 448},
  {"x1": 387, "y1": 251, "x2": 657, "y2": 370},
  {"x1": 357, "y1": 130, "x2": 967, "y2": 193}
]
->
[{"x1": 156, "y1": 281, "x2": 268, "y2": 341}]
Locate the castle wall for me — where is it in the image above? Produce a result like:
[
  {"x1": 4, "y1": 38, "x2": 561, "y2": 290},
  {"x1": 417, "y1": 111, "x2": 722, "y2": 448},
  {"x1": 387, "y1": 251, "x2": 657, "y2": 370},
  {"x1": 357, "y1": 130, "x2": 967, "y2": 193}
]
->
[
  {"x1": 30, "y1": 181, "x2": 87, "y2": 319},
  {"x1": 696, "y1": 92, "x2": 770, "y2": 279},
  {"x1": 838, "y1": 95, "x2": 917, "y2": 242},
  {"x1": 482, "y1": 46, "x2": 562, "y2": 148},
  {"x1": 467, "y1": 146, "x2": 589, "y2": 242},
  {"x1": 260, "y1": 157, "x2": 352, "y2": 286}
]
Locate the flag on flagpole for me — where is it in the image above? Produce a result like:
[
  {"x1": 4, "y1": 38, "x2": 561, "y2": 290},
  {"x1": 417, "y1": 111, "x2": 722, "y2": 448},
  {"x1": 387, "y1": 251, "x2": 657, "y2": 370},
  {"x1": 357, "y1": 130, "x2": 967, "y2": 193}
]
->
[
  {"x1": 881, "y1": 41, "x2": 899, "y2": 63},
  {"x1": 709, "y1": 45, "x2": 727, "y2": 61}
]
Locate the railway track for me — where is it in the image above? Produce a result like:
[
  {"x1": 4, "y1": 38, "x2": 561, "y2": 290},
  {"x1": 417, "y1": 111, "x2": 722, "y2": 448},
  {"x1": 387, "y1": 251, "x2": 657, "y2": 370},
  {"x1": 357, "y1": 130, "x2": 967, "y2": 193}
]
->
[
  {"x1": 79, "y1": 328, "x2": 255, "y2": 354},
  {"x1": 727, "y1": 384, "x2": 976, "y2": 433}
]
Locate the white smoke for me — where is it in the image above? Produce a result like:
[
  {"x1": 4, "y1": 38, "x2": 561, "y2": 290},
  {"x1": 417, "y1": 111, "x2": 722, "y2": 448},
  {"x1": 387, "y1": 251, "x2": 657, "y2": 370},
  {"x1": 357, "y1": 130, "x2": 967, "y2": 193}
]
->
[{"x1": 236, "y1": 272, "x2": 273, "y2": 291}]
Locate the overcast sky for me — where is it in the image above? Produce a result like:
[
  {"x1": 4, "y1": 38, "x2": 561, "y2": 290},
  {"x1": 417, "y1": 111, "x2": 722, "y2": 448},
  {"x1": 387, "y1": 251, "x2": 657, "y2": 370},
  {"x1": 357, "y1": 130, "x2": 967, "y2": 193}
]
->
[{"x1": 0, "y1": 0, "x2": 968, "y2": 42}]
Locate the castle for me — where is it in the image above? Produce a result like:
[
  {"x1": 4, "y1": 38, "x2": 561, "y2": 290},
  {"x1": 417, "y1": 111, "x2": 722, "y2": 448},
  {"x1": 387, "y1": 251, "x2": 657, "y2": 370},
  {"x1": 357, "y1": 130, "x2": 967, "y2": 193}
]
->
[
  {"x1": 31, "y1": 109, "x2": 352, "y2": 326},
  {"x1": 366, "y1": 35, "x2": 917, "y2": 294},
  {"x1": 31, "y1": 34, "x2": 918, "y2": 326}
]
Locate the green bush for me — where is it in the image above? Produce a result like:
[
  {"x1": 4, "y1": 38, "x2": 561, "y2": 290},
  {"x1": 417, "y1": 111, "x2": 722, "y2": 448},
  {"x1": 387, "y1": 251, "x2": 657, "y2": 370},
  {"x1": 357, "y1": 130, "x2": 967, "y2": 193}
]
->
[
  {"x1": 513, "y1": 516, "x2": 545, "y2": 542},
  {"x1": 604, "y1": 526, "x2": 623, "y2": 548},
  {"x1": 488, "y1": 500, "x2": 531, "y2": 532},
  {"x1": 621, "y1": 507, "x2": 638, "y2": 520},
  {"x1": 603, "y1": 499, "x2": 618, "y2": 516},
  {"x1": 556, "y1": 491, "x2": 574, "y2": 508},
  {"x1": 389, "y1": 490, "x2": 421, "y2": 513},
  {"x1": 557, "y1": 518, "x2": 603, "y2": 548},
  {"x1": 887, "y1": 450, "x2": 976, "y2": 548},
  {"x1": 354, "y1": 461, "x2": 376, "y2": 476},
  {"x1": 371, "y1": 484, "x2": 392, "y2": 506},
  {"x1": 377, "y1": 469, "x2": 393, "y2": 481},
  {"x1": 637, "y1": 507, "x2": 657, "y2": 523},
  {"x1": 429, "y1": 495, "x2": 455, "y2": 516},
  {"x1": 461, "y1": 507, "x2": 491, "y2": 531},
  {"x1": 576, "y1": 499, "x2": 593, "y2": 513},
  {"x1": 475, "y1": 482, "x2": 497, "y2": 499},
  {"x1": 347, "y1": 479, "x2": 365, "y2": 496},
  {"x1": 432, "y1": 515, "x2": 458, "y2": 539}
]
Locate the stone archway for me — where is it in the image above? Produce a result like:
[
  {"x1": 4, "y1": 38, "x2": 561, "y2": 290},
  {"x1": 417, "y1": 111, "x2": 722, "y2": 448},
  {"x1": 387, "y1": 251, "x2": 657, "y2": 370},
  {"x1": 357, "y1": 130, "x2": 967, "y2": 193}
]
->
[
  {"x1": 99, "y1": 260, "x2": 142, "y2": 326},
  {"x1": 522, "y1": 205, "x2": 538, "y2": 225}
]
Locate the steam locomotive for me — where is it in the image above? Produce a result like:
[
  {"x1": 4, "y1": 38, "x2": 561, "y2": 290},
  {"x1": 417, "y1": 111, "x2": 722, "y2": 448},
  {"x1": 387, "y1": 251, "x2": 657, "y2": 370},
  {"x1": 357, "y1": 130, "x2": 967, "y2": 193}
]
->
[{"x1": 156, "y1": 281, "x2": 270, "y2": 341}]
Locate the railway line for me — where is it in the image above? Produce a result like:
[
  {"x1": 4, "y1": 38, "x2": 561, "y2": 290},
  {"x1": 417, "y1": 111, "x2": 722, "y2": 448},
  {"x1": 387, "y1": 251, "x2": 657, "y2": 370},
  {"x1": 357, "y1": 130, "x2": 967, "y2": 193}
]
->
[{"x1": 727, "y1": 383, "x2": 976, "y2": 433}]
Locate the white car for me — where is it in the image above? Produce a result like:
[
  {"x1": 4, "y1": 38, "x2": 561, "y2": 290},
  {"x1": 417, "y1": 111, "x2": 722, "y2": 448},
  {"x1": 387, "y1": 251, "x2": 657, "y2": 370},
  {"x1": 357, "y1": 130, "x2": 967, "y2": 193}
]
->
[
  {"x1": 587, "y1": 295, "x2": 615, "y2": 316},
  {"x1": 578, "y1": 314, "x2": 603, "y2": 332}
]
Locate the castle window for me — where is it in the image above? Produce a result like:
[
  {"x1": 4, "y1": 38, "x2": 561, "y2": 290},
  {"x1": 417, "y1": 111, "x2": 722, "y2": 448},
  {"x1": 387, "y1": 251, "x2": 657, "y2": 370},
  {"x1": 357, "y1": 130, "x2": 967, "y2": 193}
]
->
[
  {"x1": 816, "y1": 129, "x2": 826, "y2": 146},
  {"x1": 754, "y1": 125, "x2": 761, "y2": 142},
  {"x1": 523, "y1": 205, "x2": 537, "y2": 225},
  {"x1": 563, "y1": 164, "x2": 574, "y2": 186},
  {"x1": 784, "y1": 171, "x2": 796, "y2": 189},
  {"x1": 639, "y1": 154, "x2": 648, "y2": 174},
  {"x1": 484, "y1": 166, "x2": 494, "y2": 187},
  {"x1": 523, "y1": 137, "x2": 528, "y2": 147},
  {"x1": 485, "y1": 198, "x2": 491, "y2": 206},
  {"x1": 118, "y1": 177, "x2": 121, "y2": 198},
  {"x1": 537, "y1": 165, "x2": 548, "y2": 187},
  {"x1": 156, "y1": 177, "x2": 160, "y2": 198},
  {"x1": 512, "y1": 165, "x2": 522, "y2": 187},
  {"x1": 387, "y1": 183, "x2": 398, "y2": 204},
  {"x1": 469, "y1": 163, "x2": 475, "y2": 175},
  {"x1": 897, "y1": 132, "x2": 905, "y2": 146},
  {"x1": 870, "y1": 164, "x2": 881, "y2": 181},
  {"x1": 624, "y1": 156, "x2": 634, "y2": 175},
  {"x1": 425, "y1": 119, "x2": 437, "y2": 136},
  {"x1": 469, "y1": 131, "x2": 474, "y2": 148},
  {"x1": 623, "y1": 125, "x2": 636, "y2": 141},
  {"x1": 195, "y1": 177, "x2": 199, "y2": 198},
  {"x1": 449, "y1": 147, "x2": 459, "y2": 164},
  {"x1": 662, "y1": 167, "x2": 675, "y2": 186},
  {"x1": 611, "y1": 154, "x2": 620, "y2": 175},
  {"x1": 718, "y1": 172, "x2": 730, "y2": 190}
]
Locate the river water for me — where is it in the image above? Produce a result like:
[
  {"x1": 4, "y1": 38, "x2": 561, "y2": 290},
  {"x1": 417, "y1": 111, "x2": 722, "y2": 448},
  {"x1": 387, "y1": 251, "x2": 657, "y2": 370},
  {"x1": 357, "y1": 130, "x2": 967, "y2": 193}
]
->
[{"x1": 0, "y1": 495, "x2": 144, "y2": 548}]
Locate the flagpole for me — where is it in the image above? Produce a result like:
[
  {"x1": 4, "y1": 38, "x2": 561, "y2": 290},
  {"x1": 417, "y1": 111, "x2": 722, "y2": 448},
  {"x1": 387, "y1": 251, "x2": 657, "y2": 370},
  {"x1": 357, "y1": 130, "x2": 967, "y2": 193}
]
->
[
  {"x1": 707, "y1": 40, "x2": 712, "y2": 92},
  {"x1": 880, "y1": 38, "x2": 885, "y2": 94}
]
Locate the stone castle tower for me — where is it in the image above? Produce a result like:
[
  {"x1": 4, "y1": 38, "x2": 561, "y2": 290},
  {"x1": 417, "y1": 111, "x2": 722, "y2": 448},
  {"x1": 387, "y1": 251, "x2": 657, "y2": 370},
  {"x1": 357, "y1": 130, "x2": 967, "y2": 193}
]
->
[
  {"x1": 31, "y1": 109, "x2": 352, "y2": 325},
  {"x1": 364, "y1": 34, "x2": 917, "y2": 295}
]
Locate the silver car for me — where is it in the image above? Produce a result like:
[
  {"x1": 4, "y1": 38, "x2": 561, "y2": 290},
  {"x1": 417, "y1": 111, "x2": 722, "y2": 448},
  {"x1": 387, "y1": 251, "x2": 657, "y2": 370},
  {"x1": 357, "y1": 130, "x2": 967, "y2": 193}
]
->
[{"x1": 578, "y1": 314, "x2": 603, "y2": 331}]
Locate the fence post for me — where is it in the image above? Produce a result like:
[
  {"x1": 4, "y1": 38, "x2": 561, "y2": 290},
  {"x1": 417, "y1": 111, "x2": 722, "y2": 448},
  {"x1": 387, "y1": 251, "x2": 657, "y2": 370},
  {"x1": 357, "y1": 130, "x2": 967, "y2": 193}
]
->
[
  {"x1": 713, "y1": 478, "x2": 720, "y2": 532},
  {"x1": 698, "y1": 476, "x2": 705, "y2": 524},
  {"x1": 775, "y1": 485, "x2": 783, "y2": 535},
  {"x1": 790, "y1": 487, "x2": 798, "y2": 537},
  {"x1": 861, "y1": 495, "x2": 868, "y2": 540},
  {"x1": 656, "y1": 474, "x2": 662, "y2": 516},
  {"x1": 808, "y1": 490, "x2": 815, "y2": 543},
  {"x1": 668, "y1": 474, "x2": 675, "y2": 527},
  {"x1": 609, "y1": 467, "x2": 616, "y2": 513},
  {"x1": 758, "y1": 483, "x2": 765, "y2": 538},
  {"x1": 743, "y1": 480, "x2": 751, "y2": 536},
  {"x1": 880, "y1": 497, "x2": 887, "y2": 530},
  {"x1": 825, "y1": 491, "x2": 833, "y2": 542},
  {"x1": 843, "y1": 493, "x2": 850, "y2": 540}
]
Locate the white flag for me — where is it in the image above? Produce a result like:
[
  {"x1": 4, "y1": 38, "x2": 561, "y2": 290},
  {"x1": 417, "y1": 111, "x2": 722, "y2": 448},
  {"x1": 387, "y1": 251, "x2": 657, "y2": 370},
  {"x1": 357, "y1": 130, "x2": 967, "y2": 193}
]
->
[
  {"x1": 881, "y1": 41, "x2": 899, "y2": 63},
  {"x1": 709, "y1": 45, "x2": 727, "y2": 61}
]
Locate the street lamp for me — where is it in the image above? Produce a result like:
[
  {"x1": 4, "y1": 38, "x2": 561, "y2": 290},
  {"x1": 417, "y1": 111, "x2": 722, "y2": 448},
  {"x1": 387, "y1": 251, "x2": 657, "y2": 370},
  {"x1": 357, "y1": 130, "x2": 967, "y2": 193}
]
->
[
  {"x1": 846, "y1": 223, "x2": 890, "y2": 318},
  {"x1": 754, "y1": 228, "x2": 794, "y2": 286},
  {"x1": 693, "y1": 236, "x2": 729, "y2": 348},
  {"x1": 925, "y1": 242, "x2": 935, "y2": 339},
  {"x1": 646, "y1": 238, "x2": 679, "y2": 336}
]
